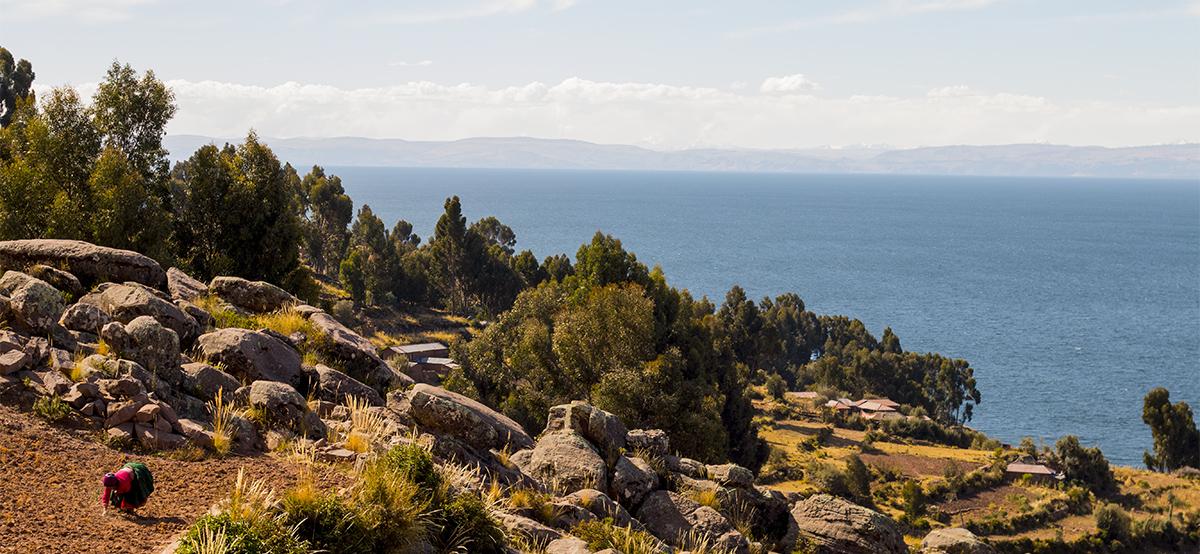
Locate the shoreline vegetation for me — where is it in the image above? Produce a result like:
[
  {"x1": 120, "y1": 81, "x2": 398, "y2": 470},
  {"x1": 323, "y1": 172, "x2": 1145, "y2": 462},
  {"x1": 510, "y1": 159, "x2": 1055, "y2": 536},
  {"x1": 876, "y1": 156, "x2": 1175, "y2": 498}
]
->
[{"x1": 1, "y1": 49, "x2": 1197, "y2": 553}]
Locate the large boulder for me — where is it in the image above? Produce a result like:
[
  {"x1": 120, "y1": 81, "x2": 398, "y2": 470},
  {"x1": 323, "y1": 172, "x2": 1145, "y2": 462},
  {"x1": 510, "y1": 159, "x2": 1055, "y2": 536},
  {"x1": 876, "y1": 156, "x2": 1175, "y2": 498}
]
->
[
  {"x1": 920, "y1": 528, "x2": 995, "y2": 554},
  {"x1": 789, "y1": 494, "x2": 907, "y2": 554},
  {"x1": 544, "y1": 401, "x2": 627, "y2": 464},
  {"x1": 313, "y1": 364, "x2": 383, "y2": 406},
  {"x1": 636, "y1": 491, "x2": 748, "y2": 553},
  {"x1": 104, "y1": 316, "x2": 182, "y2": 385},
  {"x1": 167, "y1": 267, "x2": 208, "y2": 301},
  {"x1": 60, "y1": 302, "x2": 112, "y2": 335},
  {"x1": 80, "y1": 282, "x2": 198, "y2": 345},
  {"x1": 404, "y1": 384, "x2": 533, "y2": 451},
  {"x1": 0, "y1": 239, "x2": 166, "y2": 288},
  {"x1": 2, "y1": 272, "x2": 66, "y2": 334},
  {"x1": 706, "y1": 463, "x2": 755, "y2": 489},
  {"x1": 307, "y1": 312, "x2": 409, "y2": 391},
  {"x1": 209, "y1": 276, "x2": 295, "y2": 313},
  {"x1": 195, "y1": 328, "x2": 303, "y2": 387},
  {"x1": 611, "y1": 456, "x2": 658, "y2": 507},
  {"x1": 626, "y1": 429, "x2": 669, "y2": 458},
  {"x1": 248, "y1": 380, "x2": 306, "y2": 423},
  {"x1": 523, "y1": 431, "x2": 609, "y2": 494},
  {"x1": 182, "y1": 362, "x2": 241, "y2": 401}
]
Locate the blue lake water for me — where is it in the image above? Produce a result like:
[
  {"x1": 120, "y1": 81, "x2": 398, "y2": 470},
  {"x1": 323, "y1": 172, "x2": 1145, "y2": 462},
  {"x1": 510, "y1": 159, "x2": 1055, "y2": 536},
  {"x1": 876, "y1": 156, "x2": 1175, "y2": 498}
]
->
[{"x1": 335, "y1": 167, "x2": 1200, "y2": 466}]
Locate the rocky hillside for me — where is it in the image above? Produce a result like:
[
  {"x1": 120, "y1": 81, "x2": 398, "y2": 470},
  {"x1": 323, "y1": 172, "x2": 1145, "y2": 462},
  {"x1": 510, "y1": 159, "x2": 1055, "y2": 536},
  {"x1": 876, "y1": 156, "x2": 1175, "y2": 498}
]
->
[{"x1": 0, "y1": 238, "x2": 1154, "y2": 554}]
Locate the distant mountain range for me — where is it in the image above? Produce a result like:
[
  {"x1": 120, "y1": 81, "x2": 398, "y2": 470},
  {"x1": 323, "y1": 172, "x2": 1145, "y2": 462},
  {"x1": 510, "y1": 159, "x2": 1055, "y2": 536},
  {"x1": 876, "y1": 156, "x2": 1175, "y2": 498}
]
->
[{"x1": 165, "y1": 135, "x2": 1200, "y2": 179}]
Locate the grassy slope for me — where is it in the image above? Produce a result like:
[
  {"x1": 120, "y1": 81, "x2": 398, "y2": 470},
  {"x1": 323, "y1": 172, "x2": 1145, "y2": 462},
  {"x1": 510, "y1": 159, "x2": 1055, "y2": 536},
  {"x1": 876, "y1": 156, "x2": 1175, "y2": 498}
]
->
[{"x1": 754, "y1": 394, "x2": 1200, "y2": 547}]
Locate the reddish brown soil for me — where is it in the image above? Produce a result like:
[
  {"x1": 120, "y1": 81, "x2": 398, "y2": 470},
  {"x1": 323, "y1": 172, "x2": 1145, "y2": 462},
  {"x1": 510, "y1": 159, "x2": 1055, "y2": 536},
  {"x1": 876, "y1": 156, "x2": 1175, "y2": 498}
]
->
[
  {"x1": 0, "y1": 404, "x2": 344, "y2": 553},
  {"x1": 936, "y1": 484, "x2": 1037, "y2": 521}
]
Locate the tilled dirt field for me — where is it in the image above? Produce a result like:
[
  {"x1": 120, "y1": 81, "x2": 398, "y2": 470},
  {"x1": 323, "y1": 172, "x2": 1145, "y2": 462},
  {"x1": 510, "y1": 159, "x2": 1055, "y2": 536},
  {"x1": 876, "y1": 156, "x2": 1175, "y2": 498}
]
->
[{"x1": 0, "y1": 404, "x2": 344, "y2": 553}]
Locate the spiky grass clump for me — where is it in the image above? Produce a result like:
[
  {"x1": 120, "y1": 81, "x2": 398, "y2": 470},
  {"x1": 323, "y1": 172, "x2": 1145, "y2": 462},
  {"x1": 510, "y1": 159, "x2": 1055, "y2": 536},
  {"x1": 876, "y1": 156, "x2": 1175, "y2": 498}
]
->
[
  {"x1": 573, "y1": 519, "x2": 664, "y2": 554},
  {"x1": 689, "y1": 487, "x2": 722, "y2": 511},
  {"x1": 343, "y1": 396, "x2": 389, "y2": 454},
  {"x1": 208, "y1": 388, "x2": 237, "y2": 456}
]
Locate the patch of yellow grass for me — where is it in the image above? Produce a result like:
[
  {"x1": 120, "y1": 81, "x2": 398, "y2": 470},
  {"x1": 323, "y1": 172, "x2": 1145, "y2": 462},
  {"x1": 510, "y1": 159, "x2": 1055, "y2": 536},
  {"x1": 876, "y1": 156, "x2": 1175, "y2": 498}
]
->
[
  {"x1": 256, "y1": 307, "x2": 314, "y2": 337},
  {"x1": 96, "y1": 339, "x2": 111, "y2": 357},
  {"x1": 688, "y1": 488, "x2": 721, "y2": 511}
]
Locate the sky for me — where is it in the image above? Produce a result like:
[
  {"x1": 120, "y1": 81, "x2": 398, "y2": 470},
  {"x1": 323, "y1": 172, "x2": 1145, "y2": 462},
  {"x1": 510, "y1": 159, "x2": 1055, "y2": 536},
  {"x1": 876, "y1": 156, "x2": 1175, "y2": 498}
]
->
[{"x1": 4, "y1": 0, "x2": 1199, "y2": 149}]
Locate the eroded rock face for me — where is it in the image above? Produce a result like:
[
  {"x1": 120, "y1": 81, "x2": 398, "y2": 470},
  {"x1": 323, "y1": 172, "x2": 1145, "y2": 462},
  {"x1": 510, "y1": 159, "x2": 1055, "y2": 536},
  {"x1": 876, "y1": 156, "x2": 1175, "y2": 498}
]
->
[
  {"x1": 544, "y1": 401, "x2": 627, "y2": 464},
  {"x1": 789, "y1": 494, "x2": 907, "y2": 554},
  {"x1": 247, "y1": 380, "x2": 325, "y2": 440},
  {"x1": 626, "y1": 429, "x2": 669, "y2": 458},
  {"x1": 920, "y1": 528, "x2": 996, "y2": 554},
  {"x1": 404, "y1": 384, "x2": 534, "y2": 451},
  {"x1": 195, "y1": 328, "x2": 303, "y2": 387},
  {"x1": 313, "y1": 364, "x2": 383, "y2": 406},
  {"x1": 209, "y1": 276, "x2": 295, "y2": 313},
  {"x1": 167, "y1": 267, "x2": 208, "y2": 301},
  {"x1": 523, "y1": 431, "x2": 609, "y2": 494},
  {"x1": 80, "y1": 282, "x2": 198, "y2": 345},
  {"x1": 0, "y1": 239, "x2": 166, "y2": 288}
]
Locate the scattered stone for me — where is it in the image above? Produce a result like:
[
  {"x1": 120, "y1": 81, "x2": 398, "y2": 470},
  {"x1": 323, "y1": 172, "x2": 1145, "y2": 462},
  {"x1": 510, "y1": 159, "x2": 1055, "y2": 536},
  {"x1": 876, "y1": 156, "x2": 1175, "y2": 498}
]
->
[
  {"x1": 62, "y1": 382, "x2": 100, "y2": 409},
  {"x1": 30, "y1": 370, "x2": 72, "y2": 396},
  {"x1": 105, "y1": 400, "x2": 143, "y2": 427},
  {"x1": 98, "y1": 377, "x2": 143, "y2": 399},
  {"x1": 0, "y1": 349, "x2": 31, "y2": 375},
  {"x1": 177, "y1": 418, "x2": 215, "y2": 448},
  {"x1": 167, "y1": 267, "x2": 208, "y2": 301},
  {"x1": 209, "y1": 276, "x2": 295, "y2": 313},
  {"x1": 177, "y1": 300, "x2": 215, "y2": 331},
  {"x1": 134, "y1": 402, "x2": 161, "y2": 423},
  {"x1": 106, "y1": 424, "x2": 134, "y2": 443},
  {"x1": 790, "y1": 494, "x2": 907, "y2": 554},
  {"x1": 318, "y1": 448, "x2": 358, "y2": 463}
]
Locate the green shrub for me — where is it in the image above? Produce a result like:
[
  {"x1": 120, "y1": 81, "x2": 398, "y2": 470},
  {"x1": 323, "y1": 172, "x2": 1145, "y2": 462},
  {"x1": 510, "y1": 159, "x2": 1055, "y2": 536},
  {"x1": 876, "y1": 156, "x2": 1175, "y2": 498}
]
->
[
  {"x1": 1095, "y1": 503, "x2": 1131, "y2": 541},
  {"x1": 281, "y1": 485, "x2": 370, "y2": 554},
  {"x1": 33, "y1": 395, "x2": 71, "y2": 422},
  {"x1": 176, "y1": 512, "x2": 310, "y2": 554},
  {"x1": 434, "y1": 492, "x2": 505, "y2": 553},
  {"x1": 806, "y1": 461, "x2": 852, "y2": 499}
]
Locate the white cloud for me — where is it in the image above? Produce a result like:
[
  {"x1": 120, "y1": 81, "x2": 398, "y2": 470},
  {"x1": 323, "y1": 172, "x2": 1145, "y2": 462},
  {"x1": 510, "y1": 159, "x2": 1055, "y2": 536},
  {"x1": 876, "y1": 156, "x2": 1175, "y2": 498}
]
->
[
  {"x1": 370, "y1": 0, "x2": 571, "y2": 24},
  {"x1": 761, "y1": 74, "x2": 821, "y2": 94},
  {"x1": 389, "y1": 60, "x2": 434, "y2": 68},
  {"x1": 46, "y1": 77, "x2": 1197, "y2": 149},
  {"x1": 0, "y1": 0, "x2": 155, "y2": 22},
  {"x1": 733, "y1": 0, "x2": 1000, "y2": 36}
]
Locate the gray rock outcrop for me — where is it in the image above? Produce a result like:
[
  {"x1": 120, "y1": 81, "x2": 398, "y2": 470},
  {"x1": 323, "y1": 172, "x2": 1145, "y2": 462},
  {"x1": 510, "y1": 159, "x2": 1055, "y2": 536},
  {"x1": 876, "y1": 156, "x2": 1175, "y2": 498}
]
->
[
  {"x1": 0, "y1": 239, "x2": 166, "y2": 288},
  {"x1": 789, "y1": 494, "x2": 906, "y2": 554}
]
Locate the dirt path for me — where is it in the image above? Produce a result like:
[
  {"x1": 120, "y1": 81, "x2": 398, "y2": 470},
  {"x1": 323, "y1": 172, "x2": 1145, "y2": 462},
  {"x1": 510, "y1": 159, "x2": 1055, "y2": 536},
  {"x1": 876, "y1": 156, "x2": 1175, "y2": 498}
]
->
[{"x1": 0, "y1": 404, "x2": 343, "y2": 553}]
